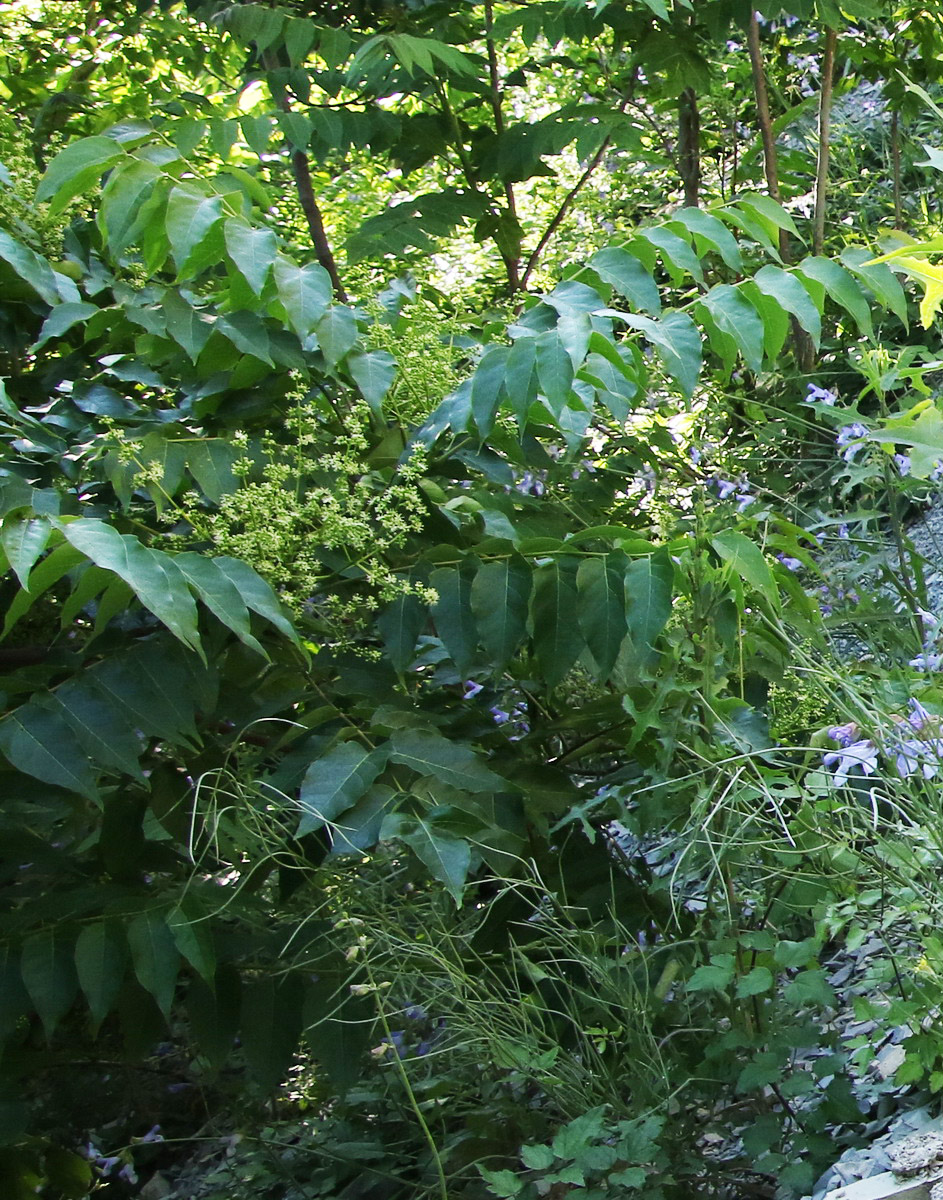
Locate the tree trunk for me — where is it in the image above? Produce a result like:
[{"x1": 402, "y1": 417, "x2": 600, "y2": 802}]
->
[
  {"x1": 679, "y1": 87, "x2": 700, "y2": 207},
  {"x1": 813, "y1": 27, "x2": 837, "y2": 255}
]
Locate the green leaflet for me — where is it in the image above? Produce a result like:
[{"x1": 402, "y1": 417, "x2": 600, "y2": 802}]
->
[
  {"x1": 390, "y1": 728, "x2": 506, "y2": 792},
  {"x1": 535, "y1": 329, "x2": 574, "y2": 416},
  {"x1": 472, "y1": 344, "x2": 510, "y2": 437},
  {"x1": 224, "y1": 218, "x2": 278, "y2": 296},
  {"x1": 711, "y1": 529, "x2": 780, "y2": 612},
  {"x1": 531, "y1": 557, "x2": 583, "y2": 687},
  {"x1": 576, "y1": 553, "x2": 628, "y2": 680},
  {"x1": 0, "y1": 515, "x2": 51, "y2": 589},
  {"x1": 581, "y1": 244, "x2": 660, "y2": 310},
  {"x1": 20, "y1": 930, "x2": 79, "y2": 1040},
  {"x1": 316, "y1": 305, "x2": 359, "y2": 368},
  {"x1": 297, "y1": 741, "x2": 390, "y2": 837},
  {"x1": 165, "y1": 185, "x2": 224, "y2": 279},
  {"x1": 431, "y1": 564, "x2": 479, "y2": 674},
  {"x1": 670, "y1": 207, "x2": 742, "y2": 272},
  {"x1": 624, "y1": 550, "x2": 674, "y2": 654},
  {"x1": 33, "y1": 302, "x2": 97, "y2": 351},
  {"x1": 168, "y1": 897, "x2": 216, "y2": 984},
  {"x1": 796, "y1": 255, "x2": 873, "y2": 338},
  {"x1": 127, "y1": 911, "x2": 180, "y2": 1018},
  {"x1": 74, "y1": 922, "x2": 128, "y2": 1032},
  {"x1": 60, "y1": 520, "x2": 202, "y2": 653},
  {"x1": 470, "y1": 556, "x2": 532, "y2": 668},
  {"x1": 241, "y1": 974, "x2": 304, "y2": 1092},
  {"x1": 752, "y1": 266, "x2": 821, "y2": 347},
  {"x1": 39, "y1": 682, "x2": 145, "y2": 781},
  {"x1": 0, "y1": 705, "x2": 99, "y2": 799},
  {"x1": 36, "y1": 135, "x2": 125, "y2": 215},
  {"x1": 216, "y1": 311, "x2": 274, "y2": 367},
  {"x1": 272, "y1": 256, "x2": 332, "y2": 337},
  {"x1": 634, "y1": 226, "x2": 704, "y2": 286},
  {"x1": 621, "y1": 311, "x2": 701, "y2": 400},
  {"x1": 376, "y1": 592, "x2": 426, "y2": 672},
  {"x1": 841, "y1": 246, "x2": 909, "y2": 327},
  {"x1": 98, "y1": 158, "x2": 162, "y2": 256},
  {"x1": 698, "y1": 285, "x2": 765, "y2": 373},
  {"x1": 172, "y1": 552, "x2": 266, "y2": 656},
  {"x1": 347, "y1": 350, "x2": 396, "y2": 417},
  {"x1": 391, "y1": 815, "x2": 471, "y2": 903},
  {"x1": 0, "y1": 230, "x2": 64, "y2": 305}
]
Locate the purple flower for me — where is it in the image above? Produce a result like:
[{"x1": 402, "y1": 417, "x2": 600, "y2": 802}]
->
[
  {"x1": 838, "y1": 523, "x2": 850, "y2": 540},
  {"x1": 807, "y1": 384, "x2": 837, "y2": 405},
  {"x1": 895, "y1": 453, "x2": 912, "y2": 477},
  {"x1": 735, "y1": 492, "x2": 752, "y2": 512},
  {"x1": 823, "y1": 739, "x2": 879, "y2": 785},
  {"x1": 909, "y1": 653, "x2": 943, "y2": 672},
  {"x1": 777, "y1": 554, "x2": 802, "y2": 571},
  {"x1": 836, "y1": 423, "x2": 869, "y2": 462},
  {"x1": 828, "y1": 722, "x2": 858, "y2": 748},
  {"x1": 715, "y1": 478, "x2": 738, "y2": 499},
  {"x1": 463, "y1": 681, "x2": 483, "y2": 699},
  {"x1": 491, "y1": 707, "x2": 510, "y2": 724}
]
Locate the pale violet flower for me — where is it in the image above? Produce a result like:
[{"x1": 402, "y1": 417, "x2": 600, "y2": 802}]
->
[
  {"x1": 895, "y1": 453, "x2": 912, "y2": 477},
  {"x1": 836, "y1": 423, "x2": 869, "y2": 462},
  {"x1": 807, "y1": 384, "x2": 837, "y2": 405},
  {"x1": 823, "y1": 739, "x2": 879, "y2": 785},
  {"x1": 909, "y1": 652, "x2": 943, "y2": 672}
]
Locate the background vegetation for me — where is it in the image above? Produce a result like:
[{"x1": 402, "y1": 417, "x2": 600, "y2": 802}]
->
[{"x1": 6, "y1": 0, "x2": 943, "y2": 1197}]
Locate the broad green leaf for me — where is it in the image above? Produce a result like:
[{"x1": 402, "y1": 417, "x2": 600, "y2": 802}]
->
[
  {"x1": 577, "y1": 553, "x2": 628, "y2": 680},
  {"x1": 91, "y1": 638, "x2": 200, "y2": 746},
  {"x1": 61, "y1": 521, "x2": 201, "y2": 652},
  {"x1": 224, "y1": 218, "x2": 277, "y2": 295},
  {"x1": 297, "y1": 741, "x2": 390, "y2": 836},
  {"x1": 316, "y1": 305, "x2": 358, "y2": 368},
  {"x1": 166, "y1": 184, "x2": 224, "y2": 278},
  {"x1": 687, "y1": 956, "x2": 735, "y2": 992},
  {"x1": 127, "y1": 911, "x2": 180, "y2": 1018},
  {"x1": 241, "y1": 974, "x2": 304, "y2": 1092},
  {"x1": 783, "y1": 969, "x2": 836, "y2": 1009},
  {"x1": 273, "y1": 256, "x2": 332, "y2": 338},
  {"x1": 168, "y1": 898, "x2": 216, "y2": 984},
  {"x1": 163, "y1": 289, "x2": 215, "y2": 361},
  {"x1": 241, "y1": 113, "x2": 276, "y2": 156},
  {"x1": 796, "y1": 255, "x2": 872, "y2": 338},
  {"x1": 43, "y1": 682, "x2": 145, "y2": 780},
  {"x1": 505, "y1": 335, "x2": 537, "y2": 425},
  {"x1": 622, "y1": 312, "x2": 701, "y2": 399},
  {"x1": 535, "y1": 329, "x2": 573, "y2": 416},
  {"x1": 397, "y1": 816, "x2": 471, "y2": 903},
  {"x1": 390, "y1": 728, "x2": 506, "y2": 792},
  {"x1": 431, "y1": 565, "x2": 478, "y2": 674},
  {"x1": 213, "y1": 556, "x2": 299, "y2": 643},
  {"x1": 187, "y1": 969, "x2": 240, "y2": 1070},
  {"x1": 735, "y1": 967, "x2": 774, "y2": 998},
  {"x1": 98, "y1": 158, "x2": 162, "y2": 256},
  {"x1": 735, "y1": 192, "x2": 802, "y2": 240},
  {"x1": 635, "y1": 226, "x2": 704, "y2": 285},
  {"x1": 471, "y1": 556, "x2": 532, "y2": 668},
  {"x1": 1, "y1": 515, "x2": 51, "y2": 588},
  {"x1": 21, "y1": 930, "x2": 79, "y2": 1039},
  {"x1": 33, "y1": 302, "x2": 97, "y2": 350},
  {"x1": 36, "y1": 135, "x2": 124, "y2": 215},
  {"x1": 624, "y1": 550, "x2": 673, "y2": 652},
  {"x1": 472, "y1": 344, "x2": 509, "y2": 437},
  {"x1": 531, "y1": 558, "x2": 583, "y2": 687},
  {"x1": 376, "y1": 592, "x2": 425, "y2": 671},
  {"x1": 589, "y1": 246, "x2": 661, "y2": 314},
  {"x1": 670, "y1": 207, "x2": 742, "y2": 271},
  {"x1": 173, "y1": 552, "x2": 266, "y2": 656},
  {"x1": 870, "y1": 404, "x2": 943, "y2": 477},
  {"x1": 0, "y1": 704, "x2": 98, "y2": 798},
  {"x1": 75, "y1": 923, "x2": 127, "y2": 1031},
  {"x1": 551, "y1": 1108, "x2": 607, "y2": 1159},
  {"x1": 329, "y1": 783, "x2": 394, "y2": 854},
  {"x1": 520, "y1": 1144, "x2": 555, "y2": 1171},
  {"x1": 276, "y1": 111, "x2": 312, "y2": 150},
  {"x1": 216, "y1": 310, "x2": 274, "y2": 366},
  {"x1": 752, "y1": 266, "x2": 821, "y2": 347},
  {"x1": 347, "y1": 350, "x2": 396, "y2": 417},
  {"x1": 711, "y1": 529, "x2": 779, "y2": 610},
  {"x1": 841, "y1": 246, "x2": 908, "y2": 326},
  {"x1": 185, "y1": 439, "x2": 238, "y2": 503},
  {"x1": 740, "y1": 282, "x2": 790, "y2": 362},
  {"x1": 0, "y1": 230, "x2": 63, "y2": 305},
  {"x1": 698, "y1": 285, "x2": 765, "y2": 373},
  {"x1": 285, "y1": 16, "x2": 317, "y2": 64}
]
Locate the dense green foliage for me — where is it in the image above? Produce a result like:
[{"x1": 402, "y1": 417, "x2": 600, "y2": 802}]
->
[{"x1": 8, "y1": 1, "x2": 943, "y2": 1197}]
